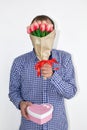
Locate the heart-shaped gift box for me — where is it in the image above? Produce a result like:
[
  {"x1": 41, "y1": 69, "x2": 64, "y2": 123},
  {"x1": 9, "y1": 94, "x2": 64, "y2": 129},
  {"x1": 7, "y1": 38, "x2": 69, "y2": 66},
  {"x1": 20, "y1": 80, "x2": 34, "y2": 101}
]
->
[{"x1": 27, "y1": 103, "x2": 53, "y2": 125}]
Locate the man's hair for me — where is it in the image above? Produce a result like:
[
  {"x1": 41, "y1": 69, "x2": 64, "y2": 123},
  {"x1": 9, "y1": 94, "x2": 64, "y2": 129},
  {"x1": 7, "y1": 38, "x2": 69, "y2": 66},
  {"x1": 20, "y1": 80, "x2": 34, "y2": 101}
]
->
[{"x1": 31, "y1": 15, "x2": 55, "y2": 29}]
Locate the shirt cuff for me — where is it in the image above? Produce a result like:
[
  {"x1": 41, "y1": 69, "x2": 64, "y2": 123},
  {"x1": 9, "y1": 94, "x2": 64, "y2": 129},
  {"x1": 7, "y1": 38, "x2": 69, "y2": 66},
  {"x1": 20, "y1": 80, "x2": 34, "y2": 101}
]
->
[
  {"x1": 49, "y1": 70, "x2": 62, "y2": 84},
  {"x1": 14, "y1": 98, "x2": 23, "y2": 110}
]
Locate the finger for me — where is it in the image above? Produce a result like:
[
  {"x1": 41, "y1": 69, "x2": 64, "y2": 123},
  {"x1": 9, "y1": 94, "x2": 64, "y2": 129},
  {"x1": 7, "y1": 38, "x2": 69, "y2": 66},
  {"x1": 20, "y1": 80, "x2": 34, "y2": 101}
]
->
[
  {"x1": 41, "y1": 69, "x2": 52, "y2": 74},
  {"x1": 41, "y1": 68, "x2": 52, "y2": 71},
  {"x1": 41, "y1": 73, "x2": 49, "y2": 77},
  {"x1": 42, "y1": 72, "x2": 52, "y2": 78},
  {"x1": 41, "y1": 71, "x2": 48, "y2": 74},
  {"x1": 42, "y1": 64, "x2": 52, "y2": 68},
  {"x1": 21, "y1": 107, "x2": 29, "y2": 120},
  {"x1": 26, "y1": 102, "x2": 32, "y2": 106},
  {"x1": 43, "y1": 63, "x2": 51, "y2": 67},
  {"x1": 21, "y1": 110, "x2": 28, "y2": 119},
  {"x1": 25, "y1": 102, "x2": 32, "y2": 120},
  {"x1": 42, "y1": 66, "x2": 52, "y2": 70},
  {"x1": 25, "y1": 108, "x2": 30, "y2": 120}
]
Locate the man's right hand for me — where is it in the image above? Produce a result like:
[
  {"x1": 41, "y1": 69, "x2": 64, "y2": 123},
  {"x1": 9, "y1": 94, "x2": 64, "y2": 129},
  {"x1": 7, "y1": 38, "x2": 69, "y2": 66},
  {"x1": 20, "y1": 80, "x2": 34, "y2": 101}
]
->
[{"x1": 20, "y1": 101, "x2": 32, "y2": 120}]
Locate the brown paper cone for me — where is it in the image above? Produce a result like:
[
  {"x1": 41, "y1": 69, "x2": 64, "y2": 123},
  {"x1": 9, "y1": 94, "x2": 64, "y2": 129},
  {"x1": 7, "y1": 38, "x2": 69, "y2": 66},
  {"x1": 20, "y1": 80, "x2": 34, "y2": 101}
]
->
[
  {"x1": 30, "y1": 30, "x2": 56, "y2": 79},
  {"x1": 30, "y1": 30, "x2": 56, "y2": 61}
]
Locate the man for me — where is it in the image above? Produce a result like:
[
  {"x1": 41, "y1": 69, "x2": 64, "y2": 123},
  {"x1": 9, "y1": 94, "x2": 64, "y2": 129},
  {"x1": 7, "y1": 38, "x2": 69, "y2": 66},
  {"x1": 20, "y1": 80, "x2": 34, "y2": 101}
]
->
[{"x1": 9, "y1": 15, "x2": 77, "y2": 130}]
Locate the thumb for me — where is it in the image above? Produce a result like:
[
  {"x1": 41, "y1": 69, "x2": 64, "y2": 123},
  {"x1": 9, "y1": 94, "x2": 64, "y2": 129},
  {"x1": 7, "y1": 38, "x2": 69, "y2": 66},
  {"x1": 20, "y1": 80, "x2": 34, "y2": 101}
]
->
[{"x1": 26, "y1": 101, "x2": 32, "y2": 106}]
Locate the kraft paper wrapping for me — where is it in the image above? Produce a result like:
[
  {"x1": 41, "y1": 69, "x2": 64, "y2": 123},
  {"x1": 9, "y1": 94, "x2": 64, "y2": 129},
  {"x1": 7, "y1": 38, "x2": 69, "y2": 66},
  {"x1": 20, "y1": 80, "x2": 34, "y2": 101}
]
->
[{"x1": 30, "y1": 30, "x2": 56, "y2": 61}]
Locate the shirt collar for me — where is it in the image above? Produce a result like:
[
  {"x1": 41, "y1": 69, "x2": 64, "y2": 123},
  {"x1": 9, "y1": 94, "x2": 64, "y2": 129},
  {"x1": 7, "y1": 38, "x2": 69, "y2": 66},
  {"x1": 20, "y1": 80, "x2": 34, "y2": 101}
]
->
[{"x1": 31, "y1": 48, "x2": 38, "y2": 61}]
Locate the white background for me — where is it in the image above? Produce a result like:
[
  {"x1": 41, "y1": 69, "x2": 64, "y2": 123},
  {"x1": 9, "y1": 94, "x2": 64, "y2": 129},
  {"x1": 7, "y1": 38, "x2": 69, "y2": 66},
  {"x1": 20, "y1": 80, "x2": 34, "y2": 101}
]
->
[{"x1": 0, "y1": 0, "x2": 87, "y2": 130}]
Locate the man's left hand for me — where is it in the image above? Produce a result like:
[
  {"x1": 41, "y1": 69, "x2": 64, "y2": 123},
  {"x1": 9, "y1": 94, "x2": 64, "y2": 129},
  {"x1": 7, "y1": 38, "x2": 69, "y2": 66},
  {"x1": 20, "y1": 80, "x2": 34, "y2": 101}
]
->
[{"x1": 41, "y1": 63, "x2": 53, "y2": 78}]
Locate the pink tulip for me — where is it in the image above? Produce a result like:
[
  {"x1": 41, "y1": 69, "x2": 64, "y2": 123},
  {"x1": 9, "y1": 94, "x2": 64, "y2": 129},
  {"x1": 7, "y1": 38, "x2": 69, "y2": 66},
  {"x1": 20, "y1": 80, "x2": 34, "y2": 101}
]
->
[
  {"x1": 37, "y1": 20, "x2": 42, "y2": 26},
  {"x1": 40, "y1": 24, "x2": 46, "y2": 31},
  {"x1": 42, "y1": 20, "x2": 47, "y2": 25},
  {"x1": 33, "y1": 22, "x2": 39, "y2": 30},
  {"x1": 46, "y1": 24, "x2": 53, "y2": 32},
  {"x1": 30, "y1": 24, "x2": 35, "y2": 32},
  {"x1": 27, "y1": 26, "x2": 31, "y2": 34}
]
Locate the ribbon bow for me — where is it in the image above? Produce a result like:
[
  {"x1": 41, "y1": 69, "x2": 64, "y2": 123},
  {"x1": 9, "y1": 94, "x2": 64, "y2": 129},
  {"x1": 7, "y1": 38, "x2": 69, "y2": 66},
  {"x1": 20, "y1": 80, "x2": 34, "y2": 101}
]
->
[{"x1": 35, "y1": 58, "x2": 59, "y2": 77}]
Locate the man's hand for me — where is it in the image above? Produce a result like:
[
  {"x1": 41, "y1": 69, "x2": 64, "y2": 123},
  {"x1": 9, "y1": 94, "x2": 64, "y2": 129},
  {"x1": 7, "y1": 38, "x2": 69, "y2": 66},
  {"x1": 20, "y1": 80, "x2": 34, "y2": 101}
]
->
[
  {"x1": 20, "y1": 101, "x2": 32, "y2": 120},
  {"x1": 41, "y1": 63, "x2": 53, "y2": 78}
]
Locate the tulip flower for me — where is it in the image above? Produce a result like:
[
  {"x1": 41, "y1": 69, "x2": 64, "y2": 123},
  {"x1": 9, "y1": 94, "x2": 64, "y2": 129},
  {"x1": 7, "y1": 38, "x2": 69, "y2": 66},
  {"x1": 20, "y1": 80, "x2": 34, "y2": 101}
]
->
[
  {"x1": 27, "y1": 26, "x2": 31, "y2": 34},
  {"x1": 37, "y1": 20, "x2": 42, "y2": 25},
  {"x1": 27, "y1": 21, "x2": 54, "y2": 37},
  {"x1": 46, "y1": 24, "x2": 53, "y2": 32}
]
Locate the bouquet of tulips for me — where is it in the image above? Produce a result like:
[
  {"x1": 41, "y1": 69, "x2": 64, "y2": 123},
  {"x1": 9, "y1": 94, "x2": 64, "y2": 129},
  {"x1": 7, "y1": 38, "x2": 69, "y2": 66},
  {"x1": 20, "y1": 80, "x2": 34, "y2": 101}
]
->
[
  {"x1": 27, "y1": 21, "x2": 54, "y2": 37},
  {"x1": 27, "y1": 21, "x2": 59, "y2": 78}
]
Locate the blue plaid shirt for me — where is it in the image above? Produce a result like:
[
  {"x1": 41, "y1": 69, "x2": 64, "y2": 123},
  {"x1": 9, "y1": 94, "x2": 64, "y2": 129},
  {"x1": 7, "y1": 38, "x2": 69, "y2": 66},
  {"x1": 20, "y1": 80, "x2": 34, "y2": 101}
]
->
[{"x1": 9, "y1": 49, "x2": 77, "y2": 130}]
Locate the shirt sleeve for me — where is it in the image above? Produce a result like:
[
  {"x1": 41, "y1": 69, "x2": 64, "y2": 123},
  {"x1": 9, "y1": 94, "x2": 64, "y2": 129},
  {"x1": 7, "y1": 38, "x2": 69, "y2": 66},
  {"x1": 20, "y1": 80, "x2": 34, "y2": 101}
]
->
[
  {"x1": 49, "y1": 54, "x2": 77, "y2": 99},
  {"x1": 8, "y1": 58, "x2": 23, "y2": 109}
]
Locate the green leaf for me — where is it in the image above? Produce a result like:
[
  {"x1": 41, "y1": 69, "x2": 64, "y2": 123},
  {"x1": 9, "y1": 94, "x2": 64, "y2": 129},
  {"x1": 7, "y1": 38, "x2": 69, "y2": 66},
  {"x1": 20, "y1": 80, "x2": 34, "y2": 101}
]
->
[
  {"x1": 31, "y1": 31, "x2": 37, "y2": 36},
  {"x1": 45, "y1": 31, "x2": 50, "y2": 35},
  {"x1": 35, "y1": 29, "x2": 41, "y2": 37},
  {"x1": 31, "y1": 29, "x2": 50, "y2": 37},
  {"x1": 41, "y1": 31, "x2": 46, "y2": 37}
]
